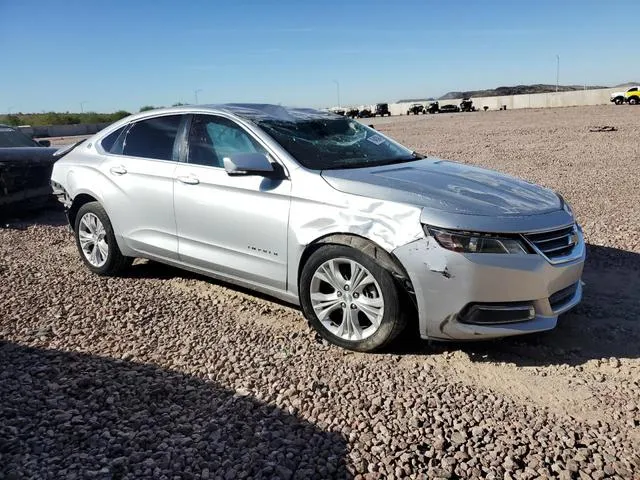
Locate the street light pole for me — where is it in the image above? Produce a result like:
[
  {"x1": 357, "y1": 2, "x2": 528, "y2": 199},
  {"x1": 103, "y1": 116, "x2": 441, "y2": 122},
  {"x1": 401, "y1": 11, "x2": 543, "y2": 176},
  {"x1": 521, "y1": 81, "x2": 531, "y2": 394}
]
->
[
  {"x1": 194, "y1": 89, "x2": 203, "y2": 104},
  {"x1": 332, "y1": 80, "x2": 340, "y2": 107},
  {"x1": 556, "y1": 55, "x2": 560, "y2": 93}
]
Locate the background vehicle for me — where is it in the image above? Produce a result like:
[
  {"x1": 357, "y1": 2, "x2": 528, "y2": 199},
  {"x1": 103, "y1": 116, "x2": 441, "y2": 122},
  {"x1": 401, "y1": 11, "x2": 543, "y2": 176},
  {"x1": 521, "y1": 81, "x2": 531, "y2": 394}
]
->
[
  {"x1": 328, "y1": 107, "x2": 346, "y2": 115},
  {"x1": 610, "y1": 86, "x2": 640, "y2": 105},
  {"x1": 439, "y1": 104, "x2": 460, "y2": 113},
  {"x1": 425, "y1": 101, "x2": 440, "y2": 114},
  {"x1": 459, "y1": 98, "x2": 475, "y2": 112},
  {"x1": 346, "y1": 107, "x2": 359, "y2": 118},
  {"x1": 0, "y1": 125, "x2": 58, "y2": 215},
  {"x1": 373, "y1": 103, "x2": 391, "y2": 117},
  {"x1": 357, "y1": 106, "x2": 372, "y2": 118},
  {"x1": 51, "y1": 104, "x2": 584, "y2": 353},
  {"x1": 406, "y1": 103, "x2": 424, "y2": 115}
]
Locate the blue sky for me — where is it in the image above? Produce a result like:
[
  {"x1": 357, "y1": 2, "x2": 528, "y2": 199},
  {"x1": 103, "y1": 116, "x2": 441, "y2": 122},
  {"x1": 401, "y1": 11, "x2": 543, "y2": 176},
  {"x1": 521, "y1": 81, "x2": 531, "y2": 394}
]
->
[{"x1": 1, "y1": 0, "x2": 638, "y2": 113}]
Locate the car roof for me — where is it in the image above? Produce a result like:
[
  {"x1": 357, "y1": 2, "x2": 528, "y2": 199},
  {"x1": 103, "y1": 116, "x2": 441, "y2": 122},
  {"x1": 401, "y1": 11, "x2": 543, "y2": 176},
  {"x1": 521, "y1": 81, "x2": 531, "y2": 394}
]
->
[{"x1": 127, "y1": 103, "x2": 341, "y2": 124}]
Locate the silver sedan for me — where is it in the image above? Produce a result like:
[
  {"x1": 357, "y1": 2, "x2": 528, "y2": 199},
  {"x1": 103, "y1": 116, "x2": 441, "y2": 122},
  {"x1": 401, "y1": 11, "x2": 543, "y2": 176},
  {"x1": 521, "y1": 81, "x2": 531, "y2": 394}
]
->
[{"x1": 51, "y1": 104, "x2": 585, "y2": 351}]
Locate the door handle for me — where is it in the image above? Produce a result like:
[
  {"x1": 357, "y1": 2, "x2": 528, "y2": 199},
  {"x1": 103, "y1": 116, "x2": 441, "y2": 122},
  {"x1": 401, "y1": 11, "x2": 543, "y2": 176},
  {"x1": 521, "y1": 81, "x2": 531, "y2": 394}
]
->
[
  {"x1": 176, "y1": 175, "x2": 200, "y2": 185},
  {"x1": 109, "y1": 165, "x2": 127, "y2": 175}
]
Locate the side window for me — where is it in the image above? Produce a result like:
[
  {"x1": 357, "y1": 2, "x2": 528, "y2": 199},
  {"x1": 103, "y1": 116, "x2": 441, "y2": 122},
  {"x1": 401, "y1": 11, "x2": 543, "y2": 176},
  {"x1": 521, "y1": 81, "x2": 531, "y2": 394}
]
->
[
  {"x1": 100, "y1": 125, "x2": 127, "y2": 153},
  {"x1": 122, "y1": 115, "x2": 183, "y2": 161},
  {"x1": 628, "y1": 87, "x2": 638, "y2": 92},
  {"x1": 187, "y1": 115, "x2": 266, "y2": 168}
]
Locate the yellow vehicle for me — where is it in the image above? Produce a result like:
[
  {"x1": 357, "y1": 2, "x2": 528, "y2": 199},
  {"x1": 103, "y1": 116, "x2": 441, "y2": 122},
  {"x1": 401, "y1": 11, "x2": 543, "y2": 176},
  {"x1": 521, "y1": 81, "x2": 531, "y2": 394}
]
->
[{"x1": 610, "y1": 86, "x2": 640, "y2": 105}]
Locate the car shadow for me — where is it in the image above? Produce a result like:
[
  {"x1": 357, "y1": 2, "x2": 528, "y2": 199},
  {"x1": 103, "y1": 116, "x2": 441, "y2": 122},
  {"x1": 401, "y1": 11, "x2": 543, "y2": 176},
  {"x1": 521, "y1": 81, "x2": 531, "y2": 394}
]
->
[
  {"x1": 125, "y1": 260, "x2": 299, "y2": 311},
  {"x1": 1, "y1": 201, "x2": 67, "y2": 229},
  {"x1": 0, "y1": 341, "x2": 350, "y2": 479},
  {"x1": 393, "y1": 243, "x2": 640, "y2": 367}
]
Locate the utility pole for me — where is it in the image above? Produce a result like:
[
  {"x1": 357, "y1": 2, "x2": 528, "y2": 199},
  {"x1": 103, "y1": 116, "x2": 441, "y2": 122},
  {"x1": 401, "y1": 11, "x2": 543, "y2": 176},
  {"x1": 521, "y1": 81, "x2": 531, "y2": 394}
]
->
[
  {"x1": 556, "y1": 55, "x2": 560, "y2": 92},
  {"x1": 80, "y1": 101, "x2": 88, "y2": 113},
  {"x1": 194, "y1": 89, "x2": 203, "y2": 104},
  {"x1": 332, "y1": 80, "x2": 341, "y2": 107}
]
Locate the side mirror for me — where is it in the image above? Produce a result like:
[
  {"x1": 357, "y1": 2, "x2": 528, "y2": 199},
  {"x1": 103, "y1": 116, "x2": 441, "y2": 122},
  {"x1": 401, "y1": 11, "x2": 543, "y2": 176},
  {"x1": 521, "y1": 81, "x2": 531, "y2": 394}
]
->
[
  {"x1": 223, "y1": 152, "x2": 275, "y2": 176},
  {"x1": 38, "y1": 139, "x2": 51, "y2": 147}
]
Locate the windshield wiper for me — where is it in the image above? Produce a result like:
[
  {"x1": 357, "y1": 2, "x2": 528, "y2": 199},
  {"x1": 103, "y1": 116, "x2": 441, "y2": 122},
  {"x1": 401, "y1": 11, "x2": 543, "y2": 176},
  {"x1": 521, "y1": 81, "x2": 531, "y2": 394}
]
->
[
  {"x1": 373, "y1": 155, "x2": 422, "y2": 167},
  {"x1": 323, "y1": 156, "x2": 421, "y2": 170}
]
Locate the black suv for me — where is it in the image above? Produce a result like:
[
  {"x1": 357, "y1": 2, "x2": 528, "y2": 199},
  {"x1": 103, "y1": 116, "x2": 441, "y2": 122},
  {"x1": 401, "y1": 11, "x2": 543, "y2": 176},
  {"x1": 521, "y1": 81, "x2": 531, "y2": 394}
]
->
[
  {"x1": 373, "y1": 103, "x2": 391, "y2": 117},
  {"x1": 406, "y1": 103, "x2": 424, "y2": 115}
]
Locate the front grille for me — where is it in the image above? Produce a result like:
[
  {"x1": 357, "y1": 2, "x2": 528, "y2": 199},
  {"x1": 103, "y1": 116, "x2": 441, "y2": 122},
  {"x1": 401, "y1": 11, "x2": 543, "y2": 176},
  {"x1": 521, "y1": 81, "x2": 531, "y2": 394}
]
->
[
  {"x1": 523, "y1": 225, "x2": 578, "y2": 262},
  {"x1": 549, "y1": 282, "x2": 579, "y2": 311}
]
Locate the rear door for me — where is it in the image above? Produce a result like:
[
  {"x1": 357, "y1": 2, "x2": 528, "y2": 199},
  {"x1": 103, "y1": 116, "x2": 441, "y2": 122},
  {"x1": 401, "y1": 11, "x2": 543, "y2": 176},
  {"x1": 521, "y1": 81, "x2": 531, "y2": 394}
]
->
[
  {"x1": 98, "y1": 114, "x2": 186, "y2": 261},
  {"x1": 173, "y1": 114, "x2": 291, "y2": 290}
]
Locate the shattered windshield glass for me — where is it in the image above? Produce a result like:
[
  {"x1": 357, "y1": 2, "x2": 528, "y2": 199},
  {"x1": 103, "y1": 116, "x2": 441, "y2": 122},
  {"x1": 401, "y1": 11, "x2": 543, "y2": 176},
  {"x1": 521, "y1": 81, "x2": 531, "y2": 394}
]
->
[{"x1": 256, "y1": 117, "x2": 417, "y2": 170}]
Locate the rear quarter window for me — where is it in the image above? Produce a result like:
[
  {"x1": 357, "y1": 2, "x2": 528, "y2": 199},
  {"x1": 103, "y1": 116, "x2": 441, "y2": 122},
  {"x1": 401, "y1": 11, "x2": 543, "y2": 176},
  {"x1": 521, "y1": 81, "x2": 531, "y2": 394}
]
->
[{"x1": 100, "y1": 126, "x2": 127, "y2": 153}]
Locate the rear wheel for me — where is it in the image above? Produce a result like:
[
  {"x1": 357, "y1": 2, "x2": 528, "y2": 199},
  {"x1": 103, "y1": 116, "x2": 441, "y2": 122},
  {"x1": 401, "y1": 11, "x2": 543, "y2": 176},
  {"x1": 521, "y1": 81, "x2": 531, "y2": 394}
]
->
[
  {"x1": 629, "y1": 96, "x2": 639, "y2": 105},
  {"x1": 300, "y1": 245, "x2": 406, "y2": 352},
  {"x1": 74, "y1": 202, "x2": 132, "y2": 276}
]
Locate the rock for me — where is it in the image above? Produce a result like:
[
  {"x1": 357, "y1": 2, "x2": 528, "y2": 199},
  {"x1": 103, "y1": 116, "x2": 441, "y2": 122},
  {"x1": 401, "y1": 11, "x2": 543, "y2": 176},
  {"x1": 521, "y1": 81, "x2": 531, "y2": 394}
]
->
[
  {"x1": 450, "y1": 430, "x2": 467, "y2": 445},
  {"x1": 433, "y1": 438, "x2": 446, "y2": 451}
]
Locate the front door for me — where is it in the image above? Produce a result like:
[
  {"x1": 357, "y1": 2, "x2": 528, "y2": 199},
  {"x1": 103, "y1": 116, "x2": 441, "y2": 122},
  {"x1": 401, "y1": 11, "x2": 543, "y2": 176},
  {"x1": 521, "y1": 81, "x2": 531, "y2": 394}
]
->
[{"x1": 173, "y1": 114, "x2": 291, "y2": 290}]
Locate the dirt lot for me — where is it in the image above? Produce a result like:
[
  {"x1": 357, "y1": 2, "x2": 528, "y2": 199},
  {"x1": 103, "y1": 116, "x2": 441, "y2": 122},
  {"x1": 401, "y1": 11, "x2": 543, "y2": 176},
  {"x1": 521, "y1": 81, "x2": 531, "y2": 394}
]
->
[{"x1": 1, "y1": 105, "x2": 639, "y2": 479}]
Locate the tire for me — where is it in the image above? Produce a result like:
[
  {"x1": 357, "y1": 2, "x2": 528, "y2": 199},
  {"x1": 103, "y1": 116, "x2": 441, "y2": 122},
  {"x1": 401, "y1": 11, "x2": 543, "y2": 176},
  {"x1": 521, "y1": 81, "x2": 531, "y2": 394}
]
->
[
  {"x1": 74, "y1": 201, "x2": 132, "y2": 276},
  {"x1": 629, "y1": 96, "x2": 639, "y2": 105},
  {"x1": 299, "y1": 244, "x2": 407, "y2": 352},
  {"x1": 614, "y1": 97, "x2": 624, "y2": 105}
]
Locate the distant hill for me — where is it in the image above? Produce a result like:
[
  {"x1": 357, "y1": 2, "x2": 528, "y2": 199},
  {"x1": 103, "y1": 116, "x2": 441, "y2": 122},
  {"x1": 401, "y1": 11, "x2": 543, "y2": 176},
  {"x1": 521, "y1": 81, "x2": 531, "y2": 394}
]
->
[
  {"x1": 438, "y1": 84, "x2": 610, "y2": 100},
  {"x1": 396, "y1": 98, "x2": 436, "y2": 103}
]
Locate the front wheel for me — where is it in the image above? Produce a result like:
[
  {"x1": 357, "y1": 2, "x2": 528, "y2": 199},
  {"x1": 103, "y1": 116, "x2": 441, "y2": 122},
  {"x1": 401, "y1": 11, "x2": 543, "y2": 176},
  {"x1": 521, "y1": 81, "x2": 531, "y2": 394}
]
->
[
  {"x1": 74, "y1": 202, "x2": 132, "y2": 276},
  {"x1": 300, "y1": 245, "x2": 407, "y2": 352},
  {"x1": 614, "y1": 97, "x2": 624, "y2": 105}
]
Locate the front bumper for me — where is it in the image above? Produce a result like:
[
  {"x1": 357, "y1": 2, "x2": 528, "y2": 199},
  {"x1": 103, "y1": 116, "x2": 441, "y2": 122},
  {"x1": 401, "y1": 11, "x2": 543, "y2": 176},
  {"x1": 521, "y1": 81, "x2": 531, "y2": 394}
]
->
[{"x1": 393, "y1": 230, "x2": 585, "y2": 341}]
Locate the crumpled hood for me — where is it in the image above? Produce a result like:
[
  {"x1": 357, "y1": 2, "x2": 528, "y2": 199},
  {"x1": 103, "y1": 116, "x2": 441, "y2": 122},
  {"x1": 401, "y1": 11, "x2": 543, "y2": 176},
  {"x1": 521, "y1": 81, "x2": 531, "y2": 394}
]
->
[
  {"x1": 0, "y1": 147, "x2": 59, "y2": 166},
  {"x1": 321, "y1": 159, "x2": 562, "y2": 216}
]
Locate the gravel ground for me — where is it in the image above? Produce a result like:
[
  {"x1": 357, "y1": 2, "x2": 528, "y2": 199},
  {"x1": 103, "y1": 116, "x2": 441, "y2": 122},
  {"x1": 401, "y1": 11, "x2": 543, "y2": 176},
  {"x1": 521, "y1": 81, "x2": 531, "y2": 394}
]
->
[{"x1": 2, "y1": 105, "x2": 639, "y2": 479}]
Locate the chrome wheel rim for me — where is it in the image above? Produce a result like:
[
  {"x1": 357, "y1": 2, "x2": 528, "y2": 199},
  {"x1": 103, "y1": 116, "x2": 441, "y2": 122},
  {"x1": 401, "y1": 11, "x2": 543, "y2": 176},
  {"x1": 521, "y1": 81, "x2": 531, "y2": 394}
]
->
[
  {"x1": 310, "y1": 257, "x2": 384, "y2": 341},
  {"x1": 78, "y1": 213, "x2": 108, "y2": 267}
]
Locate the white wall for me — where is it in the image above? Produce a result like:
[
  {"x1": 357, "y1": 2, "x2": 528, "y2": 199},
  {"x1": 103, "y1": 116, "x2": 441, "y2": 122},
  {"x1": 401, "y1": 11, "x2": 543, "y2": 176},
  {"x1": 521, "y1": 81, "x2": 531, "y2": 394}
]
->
[{"x1": 389, "y1": 87, "x2": 619, "y2": 115}]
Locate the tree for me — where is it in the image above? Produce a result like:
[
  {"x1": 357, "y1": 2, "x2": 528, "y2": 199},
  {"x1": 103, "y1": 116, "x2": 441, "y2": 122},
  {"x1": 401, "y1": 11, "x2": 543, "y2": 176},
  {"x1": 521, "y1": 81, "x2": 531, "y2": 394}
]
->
[
  {"x1": 2, "y1": 114, "x2": 21, "y2": 126},
  {"x1": 139, "y1": 105, "x2": 156, "y2": 112},
  {"x1": 111, "y1": 110, "x2": 131, "y2": 121}
]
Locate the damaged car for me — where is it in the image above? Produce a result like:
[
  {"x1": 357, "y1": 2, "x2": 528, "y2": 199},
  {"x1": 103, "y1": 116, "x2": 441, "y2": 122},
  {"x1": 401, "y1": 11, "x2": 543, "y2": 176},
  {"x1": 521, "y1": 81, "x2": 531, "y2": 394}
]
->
[
  {"x1": 1, "y1": 124, "x2": 58, "y2": 215},
  {"x1": 51, "y1": 104, "x2": 585, "y2": 352}
]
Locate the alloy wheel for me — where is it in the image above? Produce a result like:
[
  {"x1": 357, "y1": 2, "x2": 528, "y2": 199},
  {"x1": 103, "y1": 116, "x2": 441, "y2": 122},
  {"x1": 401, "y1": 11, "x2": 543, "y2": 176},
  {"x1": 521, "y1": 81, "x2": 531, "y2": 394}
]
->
[
  {"x1": 309, "y1": 257, "x2": 384, "y2": 341},
  {"x1": 78, "y1": 212, "x2": 109, "y2": 267}
]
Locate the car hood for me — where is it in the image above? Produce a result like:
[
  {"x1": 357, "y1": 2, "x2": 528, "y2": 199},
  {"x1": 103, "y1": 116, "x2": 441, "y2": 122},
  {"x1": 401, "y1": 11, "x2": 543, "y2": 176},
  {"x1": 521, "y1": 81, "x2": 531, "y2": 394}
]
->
[
  {"x1": 321, "y1": 159, "x2": 562, "y2": 216},
  {"x1": 0, "y1": 147, "x2": 59, "y2": 166}
]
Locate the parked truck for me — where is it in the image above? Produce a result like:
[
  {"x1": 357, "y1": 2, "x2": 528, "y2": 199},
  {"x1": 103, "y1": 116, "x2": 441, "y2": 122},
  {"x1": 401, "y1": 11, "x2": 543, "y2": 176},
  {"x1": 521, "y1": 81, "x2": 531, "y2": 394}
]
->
[{"x1": 610, "y1": 86, "x2": 640, "y2": 105}]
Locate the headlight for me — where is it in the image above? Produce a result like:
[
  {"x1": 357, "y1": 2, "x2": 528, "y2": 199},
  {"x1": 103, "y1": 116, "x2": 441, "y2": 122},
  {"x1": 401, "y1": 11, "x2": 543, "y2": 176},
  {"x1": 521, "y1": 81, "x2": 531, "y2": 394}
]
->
[{"x1": 425, "y1": 226, "x2": 528, "y2": 254}]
